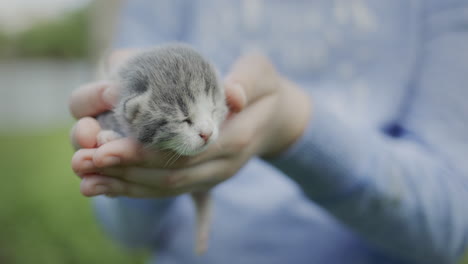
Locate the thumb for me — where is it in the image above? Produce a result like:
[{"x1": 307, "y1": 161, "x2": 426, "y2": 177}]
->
[
  {"x1": 223, "y1": 53, "x2": 278, "y2": 107},
  {"x1": 224, "y1": 82, "x2": 247, "y2": 113}
]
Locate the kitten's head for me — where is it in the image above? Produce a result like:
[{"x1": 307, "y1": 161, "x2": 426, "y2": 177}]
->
[{"x1": 115, "y1": 45, "x2": 228, "y2": 156}]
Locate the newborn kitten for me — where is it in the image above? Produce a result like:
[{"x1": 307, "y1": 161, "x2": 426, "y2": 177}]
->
[{"x1": 97, "y1": 44, "x2": 228, "y2": 255}]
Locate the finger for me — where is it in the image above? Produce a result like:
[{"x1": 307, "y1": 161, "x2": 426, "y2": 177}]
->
[
  {"x1": 92, "y1": 137, "x2": 147, "y2": 168},
  {"x1": 206, "y1": 97, "x2": 270, "y2": 155},
  {"x1": 224, "y1": 53, "x2": 277, "y2": 104},
  {"x1": 70, "y1": 117, "x2": 101, "y2": 149},
  {"x1": 69, "y1": 81, "x2": 118, "y2": 119},
  {"x1": 71, "y1": 148, "x2": 98, "y2": 176},
  {"x1": 77, "y1": 162, "x2": 178, "y2": 191},
  {"x1": 97, "y1": 130, "x2": 123, "y2": 147},
  {"x1": 72, "y1": 146, "x2": 133, "y2": 177},
  {"x1": 224, "y1": 82, "x2": 247, "y2": 113},
  {"x1": 167, "y1": 157, "x2": 241, "y2": 190},
  {"x1": 80, "y1": 175, "x2": 181, "y2": 198},
  {"x1": 99, "y1": 166, "x2": 170, "y2": 186},
  {"x1": 92, "y1": 136, "x2": 206, "y2": 169},
  {"x1": 73, "y1": 153, "x2": 169, "y2": 184}
]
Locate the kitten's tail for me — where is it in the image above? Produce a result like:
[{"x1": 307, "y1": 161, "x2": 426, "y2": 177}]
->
[{"x1": 191, "y1": 191, "x2": 212, "y2": 255}]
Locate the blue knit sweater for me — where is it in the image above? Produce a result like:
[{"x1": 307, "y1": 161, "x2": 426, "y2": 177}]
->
[{"x1": 93, "y1": 0, "x2": 468, "y2": 263}]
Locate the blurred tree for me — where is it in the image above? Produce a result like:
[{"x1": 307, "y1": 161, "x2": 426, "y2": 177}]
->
[
  {"x1": 0, "y1": 31, "x2": 11, "y2": 57},
  {"x1": 1, "y1": 6, "x2": 90, "y2": 59}
]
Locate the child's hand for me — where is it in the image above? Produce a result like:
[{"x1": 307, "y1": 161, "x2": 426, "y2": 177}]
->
[{"x1": 69, "y1": 52, "x2": 311, "y2": 198}]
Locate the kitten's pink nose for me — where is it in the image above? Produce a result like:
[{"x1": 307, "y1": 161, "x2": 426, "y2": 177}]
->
[{"x1": 199, "y1": 131, "x2": 212, "y2": 143}]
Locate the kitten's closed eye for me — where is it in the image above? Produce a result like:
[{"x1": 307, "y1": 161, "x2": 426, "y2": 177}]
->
[
  {"x1": 183, "y1": 118, "x2": 193, "y2": 125},
  {"x1": 138, "y1": 118, "x2": 168, "y2": 144}
]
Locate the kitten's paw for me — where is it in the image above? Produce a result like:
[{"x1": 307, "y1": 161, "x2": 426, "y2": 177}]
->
[{"x1": 97, "y1": 130, "x2": 122, "y2": 146}]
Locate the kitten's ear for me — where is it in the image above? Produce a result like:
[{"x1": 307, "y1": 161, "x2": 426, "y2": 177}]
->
[{"x1": 122, "y1": 95, "x2": 146, "y2": 122}]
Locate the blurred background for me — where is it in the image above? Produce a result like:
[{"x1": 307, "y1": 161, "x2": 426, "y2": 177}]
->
[
  {"x1": 0, "y1": 0, "x2": 467, "y2": 263},
  {"x1": 0, "y1": 0, "x2": 145, "y2": 263}
]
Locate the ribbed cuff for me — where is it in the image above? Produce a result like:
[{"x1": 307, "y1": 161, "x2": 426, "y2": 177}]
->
[{"x1": 266, "y1": 98, "x2": 372, "y2": 202}]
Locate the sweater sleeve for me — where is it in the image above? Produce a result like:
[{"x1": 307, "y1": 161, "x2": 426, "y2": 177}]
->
[
  {"x1": 268, "y1": 2, "x2": 468, "y2": 264},
  {"x1": 93, "y1": 196, "x2": 174, "y2": 248}
]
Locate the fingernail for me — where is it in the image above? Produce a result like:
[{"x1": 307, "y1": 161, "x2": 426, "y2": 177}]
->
[
  {"x1": 94, "y1": 185, "x2": 110, "y2": 195},
  {"x1": 102, "y1": 85, "x2": 118, "y2": 106},
  {"x1": 102, "y1": 156, "x2": 120, "y2": 166}
]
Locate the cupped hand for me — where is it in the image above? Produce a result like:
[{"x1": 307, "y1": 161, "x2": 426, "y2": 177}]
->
[{"x1": 70, "y1": 51, "x2": 311, "y2": 198}]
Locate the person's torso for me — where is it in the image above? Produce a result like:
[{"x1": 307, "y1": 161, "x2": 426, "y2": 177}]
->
[
  {"x1": 151, "y1": 159, "x2": 409, "y2": 264},
  {"x1": 114, "y1": 1, "x2": 468, "y2": 263},
  {"x1": 186, "y1": 0, "x2": 420, "y2": 129}
]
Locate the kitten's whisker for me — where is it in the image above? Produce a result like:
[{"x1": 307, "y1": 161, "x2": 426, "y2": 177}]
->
[
  {"x1": 170, "y1": 152, "x2": 182, "y2": 167},
  {"x1": 165, "y1": 151, "x2": 178, "y2": 168},
  {"x1": 163, "y1": 154, "x2": 173, "y2": 166},
  {"x1": 160, "y1": 151, "x2": 173, "y2": 163},
  {"x1": 166, "y1": 154, "x2": 176, "y2": 168},
  {"x1": 169, "y1": 145, "x2": 186, "y2": 167}
]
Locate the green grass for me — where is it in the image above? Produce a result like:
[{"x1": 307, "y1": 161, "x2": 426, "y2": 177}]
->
[
  {"x1": 0, "y1": 127, "x2": 146, "y2": 264},
  {"x1": 13, "y1": 7, "x2": 90, "y2": 59},
  {"x1": 462, "y1": 252, "x2": 468, "y2": 264}
]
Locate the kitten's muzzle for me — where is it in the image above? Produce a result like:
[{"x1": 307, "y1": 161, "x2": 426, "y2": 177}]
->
[{"x1": 199, "y1": 131, "x2": 212, "y2": 143}]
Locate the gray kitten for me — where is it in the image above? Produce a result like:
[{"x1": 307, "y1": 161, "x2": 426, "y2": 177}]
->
[{"x1": 97, "y1": 44, "x2": 228, "y2": 255}]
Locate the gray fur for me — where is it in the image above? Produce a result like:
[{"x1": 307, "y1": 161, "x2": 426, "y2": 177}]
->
[
  {"x1": 97, "y1": 44, "x2": 227, "y2": 255},
  {"x1": 100, "y1": 44, "x2": 227, "y2": 155}
]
